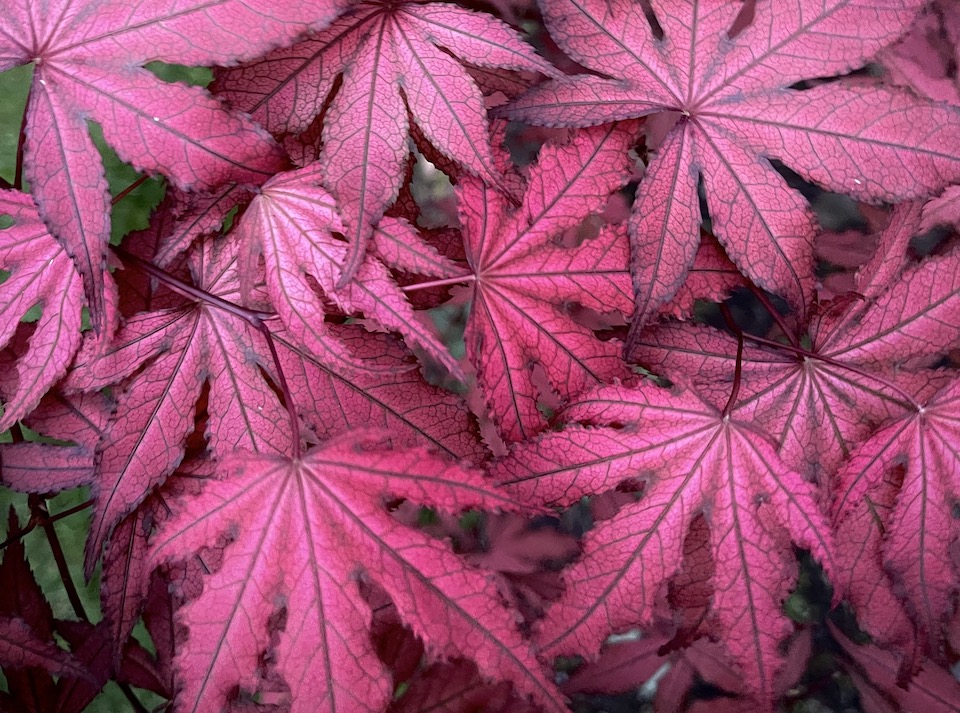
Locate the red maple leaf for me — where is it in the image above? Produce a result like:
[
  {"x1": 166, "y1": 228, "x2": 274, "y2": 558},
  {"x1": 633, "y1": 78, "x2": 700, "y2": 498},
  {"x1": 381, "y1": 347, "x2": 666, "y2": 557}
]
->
[
  {"x1": 501, "y1": 0, "x2": 960, "y2": 331},
  {"x1": 0, "y1": 190, "x2": 84, "y2": 430},
  {"x1": 0, "y1": 0, "x2": 345, "y2": 330},
  {"x1": 493, "y1": 381, "x2": 836, "y2": 701},
  {"x1": 833, "y1": 378, "x2": 960, "y2": 655},
  {"x1": 64, "y1": 236, "x2": 296, "y2": 571},
  {"x1": 149, "y1": 435, "x2": 568, "y2": 713},
  {"x1": 214, "y1": 0, "x2": 556, "y2": 283},
  {"x1": 457, "y1": 122, "x2": 638, "y2": 441},
  {"x1": 233, "y1": 162, "x2": 464, "y2": 376},
  {"x1": 630, "y1": 204, "x2": 960, "y2": 481}
]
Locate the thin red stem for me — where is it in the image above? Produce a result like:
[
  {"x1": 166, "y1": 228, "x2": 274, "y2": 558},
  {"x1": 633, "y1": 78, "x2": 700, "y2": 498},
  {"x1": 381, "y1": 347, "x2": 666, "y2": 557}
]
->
[
  {"x1": 13, "y1": 100, "x2": 28, "y2": 191},
  {"x1": 719, "y1": 304, "x2": 744, "y2": 417},
  {"x1": 400, "y1": 274, "x2": 473, "y2": 292},
  {"x1": 746, "y1": 282, "x2": 799, "y2": 348},
  {"x1": 112, "y1": 175, "x2": 150, "y2": 205},
  {"x1": 113, "y1": 247, "x2": 302, "y2": 459}
]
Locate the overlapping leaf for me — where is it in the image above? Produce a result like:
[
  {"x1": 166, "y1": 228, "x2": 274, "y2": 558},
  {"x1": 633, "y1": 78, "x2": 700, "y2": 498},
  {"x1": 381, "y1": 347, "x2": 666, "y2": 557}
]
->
[
  {"x1": 502, "y1": 0, "x2": 960, "y2": 332},
  {"x1": 458, "y1": 122, "x2": 638, "y2": 441},
  {"x1": 0, "y1": 191, "x2": 84, "y2": 430},
  {"x1": 214, "y1": 0, "x2": 556, "y2": 282},
  {"x1": 149, "y1": 436, "x2": 568, "y2": 713},
  {"x1": 493, "y1": 381, "x2": 835, "y2": 701},
  {"x1": 65, "y1": 237, "x2": 294, "y2": 572},
  {"x1": 630, "y1": 206, "x2": 960, "y2": 480},
  {"x1": 0, "y1": 0, "x2": 346, "y2": 330},
  {"x1": 833, "y1": 378, "x2": 960, "y2": 653},
  {"x1": 233, "y1": 162, "x2": 464, "y2": 376}
]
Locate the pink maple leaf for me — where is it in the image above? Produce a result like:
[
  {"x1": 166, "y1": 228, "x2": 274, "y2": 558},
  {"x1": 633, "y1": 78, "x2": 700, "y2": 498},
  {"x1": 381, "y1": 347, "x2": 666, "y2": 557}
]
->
[
  {"x1": 0, "y1": 0, "x2": 346, "y2": 330},
  {"x1": 492, "y1": 381, "x2": 836, "y2": 701},
  {"x1": 148, "y1": 435, "x2": 568, "y2": 713},
  {"x1": 833, "y1": 378, "x2": 960, "y2": 654},
  {"x1": 233, "y1": 162, "x2": 465, "y2": 376},
  {"x1": 0, "y1": 190, "x2": 84, "y2": 430},
  {"x1": 214, "y1": 0, "x2": 557, "y2": 283},
  {"x1": 65, "y1": 237, "x2": 295, "y2": 572},
  {"x1": 457, "y1": 122, "x2": 638, "y2": 441},
  {"x1": 831, "y1": 623, "x2": 960, "y2": 713},
  {"x1": 630, "y1": 205, "x2": 960, "y2": 481},
  {"x1": 879, "y1": 0, "x2": 960, "y2": 106},
  {"x1": 501, "y1": 0, "x2": 960, "y2": 332}
]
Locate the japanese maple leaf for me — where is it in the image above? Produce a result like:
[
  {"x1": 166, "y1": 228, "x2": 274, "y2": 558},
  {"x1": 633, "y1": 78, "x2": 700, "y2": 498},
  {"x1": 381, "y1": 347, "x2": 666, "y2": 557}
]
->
[
  {"x1": 501, "y1": 0, "x2": 960, "y2": 332},
  {"x1": 922, "y1": 186, "x2": 960, "y2": 232},
  {"x1": 148, "y1": 435, "x2": 568, "y2": 713},
  {"x1": 0, "y1": 0, "x2": 345, "y2": 330},
  {"x1": 214, "y1": 0, "x2": 557, "y2": 283},
  {"x1": 233, "y1": 162, "x2": 463, "y2": 376},
  {"x1": 879, "y1": 0, "x2": 960, "y2": 106},
  {"x1": 831, "y1": 623, "x2": 960, "y2": 712},
  {"x1": 833, "y1": 378, "x2": 960, "y2": 654},
  {"x1": 458, "y1": 122, "x2": 638, "y2": 441},
  {"x1": 630, "y1": 205, "x2": 960, "y2": 480},
  {"x1": 65, "y1": 236, "x2": 295, "y2": 573},
  {"x1": 0, "y1": 190, "x2": 84, "y2": 430},
  {"x1": 492, "y1": 381, "x2": 835, "y2": 701},
  {"x1": 274, "y1": 323, "x2": 485, "y2": 463}
]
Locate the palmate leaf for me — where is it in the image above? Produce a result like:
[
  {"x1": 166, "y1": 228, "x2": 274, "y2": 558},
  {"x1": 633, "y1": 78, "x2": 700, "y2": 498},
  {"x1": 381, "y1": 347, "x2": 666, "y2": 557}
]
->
[
  {"x1": 233, "y1": 162, "x2": 465, "y2": 377},
  {"x1": 833, "y1": 378, "x2": 960, "y2": 654},
  {"x1": 631, "y1": 205, "x2": 960, "y2": 481},
  {"x1": 149, "y1": 435, "x2": 568, "y2": 713},
  {"x1": 501, "y1": 0, "x2": 960, "y2": 332},
  {"x1": 0, "y1": 190, "x2": 84, "y2": 430},
  {"x1": 64, "y1": 236, "x2": 295, "y2": 573},
  {"x1": 214, "y1": 0, "x2": 556, "y2": 283},
  {"x1": 457, "y1": 122, "x2": 638, "y2": 441},
  {"x1": 0, "y1": 0, "x2": 346, "y2": 330},
  {"x1": 493, "y1": 381, "x2": 835, "y2": 702}
]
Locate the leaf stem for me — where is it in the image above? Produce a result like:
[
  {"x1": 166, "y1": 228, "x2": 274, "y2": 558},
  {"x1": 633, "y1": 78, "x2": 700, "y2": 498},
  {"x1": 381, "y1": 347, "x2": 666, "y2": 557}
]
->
[
  {"x1": 112, "y1": 175, "x2": 150, "y2": 205},
  {"x1": 0, "y1": 499, "x2": 94, "y2": 551},
  {"x1": 719, "y1": 304, "x2": 744, "y2": 418},
  {"x1": 112, "y1": 247, "x2": 303, "y2": 460},
  {"x1": 400, "y1": 274, "x2": 474, "y2": 292},
  {"x1": 13, "y1": 99, "x2": 28, "y2": 191},
  {"x1": 746, "y1": 282, "x2": 799, "y2": 348}
]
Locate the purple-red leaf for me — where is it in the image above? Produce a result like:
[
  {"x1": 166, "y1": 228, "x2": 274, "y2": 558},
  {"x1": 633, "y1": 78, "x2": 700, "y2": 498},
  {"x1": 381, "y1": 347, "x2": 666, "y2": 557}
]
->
[
  {"x1": 0, "y1": 0, "x2": 347, "y2": 329},
  {"x1": 458, "y1": 122, "x2": 638, "y2": 440},
  {"x1": 0, "y1": 190, "x2": 84, "y2": 430},
  {"x1": 503, "y1": 0, "x2": 960, "y2": 330},
  {"x1": 493, "y1": 381, "x2": 835, "y2": 701},
  {"x1": 234, "y1": 164, "x2": 464, "y2": 377},
  {"x1": 149, "y1": 436, "x2": 567, "y2": 713},
  {"x1": 215, "y1": 0, "x2": 555, "y2": 283},
  {"x1": 66, "y1": 237, "x2": 294, "y2": 573}
]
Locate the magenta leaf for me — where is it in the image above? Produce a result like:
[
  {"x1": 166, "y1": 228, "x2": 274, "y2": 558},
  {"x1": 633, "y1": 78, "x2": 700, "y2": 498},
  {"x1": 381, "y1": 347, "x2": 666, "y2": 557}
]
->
[
  {"x1": 0, "y1": 0, "x2": 347, "y2": 329},
  {"x1": 631, "y1": 205, "x2": 960, "y2": 480},
  {"x1": 149, "y1": 436, "x2": 567, "y2": 713},
  {"x1": 833, "y1": 378, "x2": 960, "y2": 653},
  {"x1": 0, "y1": 190, "x2": 84, "y2": 430},
  {"x1": 233, "y1": 163, "x2": 464, "y2": 377},
  {"x1": 215, "y1": 0, "x2": 555, "y2": 283},
  {"x1": 502, "y1": 0, "x2": 960, "y2": 330},
  {"x1": 0, "y1": 617, "x2": 91, "y2": 682},
  {"x1": 275, "y1": 323, "x2": 485, "y2": 463},
  {"x1": 65, "y1": 237, "x2": 294, "y2": 573},
  {"x1": 493, "y1": 381, "x2": 835, "y2": 701},
  {"x1": 458, "y1": 122, "x2": 638, "y2": 441}
]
